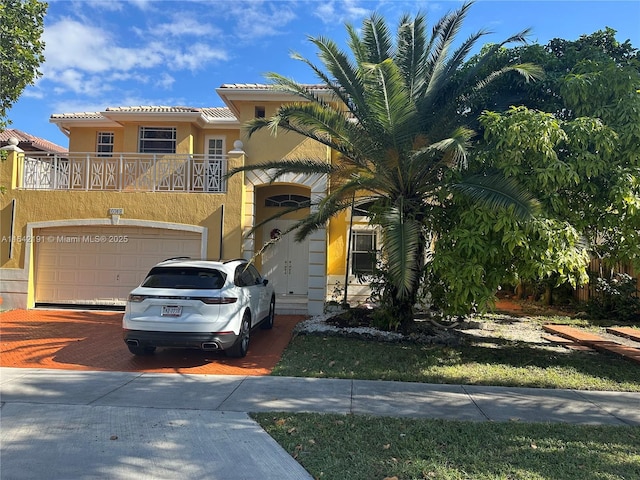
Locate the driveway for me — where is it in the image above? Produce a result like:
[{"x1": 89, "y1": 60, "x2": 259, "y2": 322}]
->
[{"x1": 0, "y1": 309, "x2": 304, "y2": 375}]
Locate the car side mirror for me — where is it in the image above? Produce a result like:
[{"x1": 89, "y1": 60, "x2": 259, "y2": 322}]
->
[{"x1": 262, "y1": 278, "x2": 269, "y2": 286}]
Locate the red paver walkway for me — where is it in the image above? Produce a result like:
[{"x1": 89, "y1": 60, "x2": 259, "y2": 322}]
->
[
  {"x1": 0, "y1": 309, "x2": 304, "y2": 375},
  {"x1": 543, "y1": 324, "x2": 640, "y2": 364},
  {"x1": 607, "y1": 327, "x2": 640, "y2": 343}
]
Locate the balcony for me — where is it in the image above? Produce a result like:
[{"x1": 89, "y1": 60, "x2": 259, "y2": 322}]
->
[{"x1": 17, "y1": 152, "x2": 228, "y2": 193}]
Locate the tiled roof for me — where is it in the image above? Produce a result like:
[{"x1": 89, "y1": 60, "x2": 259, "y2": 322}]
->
[
  {"x1": 105, "y1": 106, "x2": 201, "y2": 113},
  {"x1": 51, "y1": 106, "x2": 236, "y2": 121},
  {"x1": 219, "y1": 83, "x2": 329, "y2": 90},
  {"x1": 50, "y1": 112, "x2": 105, "y2": 120},
  {"x1": 199, "y1": 107, "x2": 237, "y2": 120},
  {"x1": 0, "y1": 128, "x2": 67, "y2": 153},
  {"x1": 219, "y1": 83, "x2": 274, "y2": 89}
]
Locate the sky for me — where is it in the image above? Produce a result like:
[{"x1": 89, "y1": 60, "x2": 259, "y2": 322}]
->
[{"x1": 6, "y1": 0, "x2": 640, "y2": 149}]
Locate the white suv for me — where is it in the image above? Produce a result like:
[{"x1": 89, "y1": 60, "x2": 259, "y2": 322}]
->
[{"x1": 123, "y1": 258, "x2": 275, "y2": 358}]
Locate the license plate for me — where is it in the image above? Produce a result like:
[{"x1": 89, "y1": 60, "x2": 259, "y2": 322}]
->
[{"x1": 161, "y1": 305, "x2": 182, "y2": 317}]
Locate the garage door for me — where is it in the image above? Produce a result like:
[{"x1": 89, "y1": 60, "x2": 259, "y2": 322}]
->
[{"x1": 34, "y1": 226, "x2": 202, "y2": 306}]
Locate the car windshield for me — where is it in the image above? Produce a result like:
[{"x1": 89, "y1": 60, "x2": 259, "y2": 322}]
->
[{"x1": 141, "y1": 267, "x2": 226, "y2": 289}]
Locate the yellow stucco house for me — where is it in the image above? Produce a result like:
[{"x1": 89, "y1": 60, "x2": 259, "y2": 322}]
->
[{"x1": 1, "y1": 84, "x2": 378, "y2": 315}]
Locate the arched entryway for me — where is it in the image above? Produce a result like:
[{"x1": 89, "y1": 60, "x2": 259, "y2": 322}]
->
[
  {"x1": 243, "y1": 171, "x2": 327, "y2": 315},
  {"x1": 256, "y1": 186, "x2": 310, "y2": 296}
]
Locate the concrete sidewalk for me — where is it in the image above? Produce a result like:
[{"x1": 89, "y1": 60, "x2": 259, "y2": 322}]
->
[{"x1": 2, "y1": 367, "x2": 639, "y2": 479}]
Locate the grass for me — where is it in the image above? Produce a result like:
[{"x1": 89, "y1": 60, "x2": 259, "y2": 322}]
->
[
  {"x1": 252, "y1": 413, "x2": 640, "y2": 480},
  {"x1": 5, "y1": 301, "x2": 636, "y2": 478},
  {"x1": 271, "y1": 332, "x2": 640, "y2": 392},
  {"x1": 259, "y1": 310, "x2": 640, "y2": 479}
]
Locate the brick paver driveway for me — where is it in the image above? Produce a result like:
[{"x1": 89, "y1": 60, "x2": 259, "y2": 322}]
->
[{"x1": 0, "y1": 309, "x2": 304, "y2": 375}]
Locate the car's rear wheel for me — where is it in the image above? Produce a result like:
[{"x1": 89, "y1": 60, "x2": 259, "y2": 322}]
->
[
  {"x1": 261, "y1": 296, "x2": 276, "y2": 330},
  {"x1": 226, "y1": 313, "x2": 251, "y2": 358},
  {"x1": 127, "y1": 344, "x2": 156, "y2": 355}
]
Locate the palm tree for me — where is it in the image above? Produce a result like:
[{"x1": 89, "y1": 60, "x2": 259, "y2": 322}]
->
[{"x1": 230, "y1": 1, "x2": 542, "y2": 330}]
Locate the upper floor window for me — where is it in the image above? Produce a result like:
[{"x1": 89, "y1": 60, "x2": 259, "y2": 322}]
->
[
  {"x1": 96, "y1": 132, "x2": 114, "y2": 157},
  {"x1": 139, "y1": 127, "x2": 176, "y2": 154},
  {"x1": 255, "y1": 106, "x2": 265, "y2": 118},
  {"x1": 206, "y1": 137, "x2": 224, "y2": 159}
]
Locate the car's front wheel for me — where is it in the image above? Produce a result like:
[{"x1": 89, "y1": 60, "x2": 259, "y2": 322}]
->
[{"x1": 226, "y1": 313, "x2": 251, "y2": 358}]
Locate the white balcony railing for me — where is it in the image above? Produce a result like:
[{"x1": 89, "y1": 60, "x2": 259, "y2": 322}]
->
[{"x1": 18, "y1": 152, "x2": 227, "y2": 193}]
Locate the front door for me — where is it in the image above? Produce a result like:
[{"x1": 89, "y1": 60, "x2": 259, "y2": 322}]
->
[{"x1": 261, "y1": 220, "x2": 308, "y2": 295}]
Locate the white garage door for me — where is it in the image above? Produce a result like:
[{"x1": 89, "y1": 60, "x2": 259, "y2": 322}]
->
[{"x1": 34, "y1": 226, "x2": 202, "y2": 306}]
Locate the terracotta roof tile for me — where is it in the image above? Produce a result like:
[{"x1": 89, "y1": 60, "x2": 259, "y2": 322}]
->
[
  {"x1": 219, "y1": 83, "x2": 330, "y2": 90},
  {"x1": 0, "y1": 128, "x2": 67, "y2": 153},
  {"x1": 49, "y1": 112, "x2": 105, "y2": 120},
  {"x1": 51, "y1": 106, "x2": 237, "y2": 121}
]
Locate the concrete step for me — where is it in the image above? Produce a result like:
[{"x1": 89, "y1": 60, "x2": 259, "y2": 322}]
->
[{"x1": 275, "y1": 294, "x2": 308, "y2": 315}]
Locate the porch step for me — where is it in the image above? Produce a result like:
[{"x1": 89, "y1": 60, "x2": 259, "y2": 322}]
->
[
  {"x1": 606, "y1": 327, "x2": 640, "y2": 343},
  {"x1": 543, "y1": 325, "x2": 640, "y2": 364},
  {"x1": 275, "y1": 294, "x2": 308, "y2": 315}
]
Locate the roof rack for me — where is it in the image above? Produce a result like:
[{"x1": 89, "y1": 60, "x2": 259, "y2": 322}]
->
[{"x1": 162, "y1": 256, "x2": 192, "y2": 262}]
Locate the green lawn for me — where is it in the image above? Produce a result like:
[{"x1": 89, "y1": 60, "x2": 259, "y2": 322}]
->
[
  {"x1": 253, "y1": 413, "x2": 640, "y2": 480},
  {"x1": 258, "y1": 312, "x2": 640, "y2": 479},
  {"x1": 271, "y1": 334, "x2": 640, "y2": 391}
]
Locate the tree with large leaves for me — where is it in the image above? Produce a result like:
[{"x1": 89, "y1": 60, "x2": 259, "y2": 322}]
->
[
  {"x1": 434, "y1": 28, "x2": 640, "y2": 309},
  {"x1": 230, "y1": 1, "x2": 542, "y2": 329},
  {"x1": 0, "y1": 0, "x2": 47, "y2": 128}
]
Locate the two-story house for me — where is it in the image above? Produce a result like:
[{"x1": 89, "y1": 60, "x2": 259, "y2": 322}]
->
[{"x1": 0, "y1": 84, "x2": 378, "y2": 315}]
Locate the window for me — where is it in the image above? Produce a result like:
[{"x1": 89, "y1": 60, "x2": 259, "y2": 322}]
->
[
  {"x1": 353, "y1": 201, "x2": 375, "y2": 218},
  {"x1": 265, "y1": 194, "x2": 310, "y2": 208},
  {"x1": 139, "y1": 127, "x2": 176, "y2": 154},
  {"x1": 351, "y1": 230, "x2": 378, "y2": 275},
  {"x1": 206, "y1": 137, "x2": 224, "y2": 159},
  {"x1": 141, "y1": 267, "x2": 226, "y2": 289},
  {"x1": 235, "y1": 264, "x2": 261, "y2": 287},
  {"x1": 255, "y1": 106, "x2": 265, "y2": 118},
  {"x1": 205, "y1": 137, "x2": 225, "y2": 192},
  {"x1": 96, "y1": 132, "x2": 114, "y2": 157}
]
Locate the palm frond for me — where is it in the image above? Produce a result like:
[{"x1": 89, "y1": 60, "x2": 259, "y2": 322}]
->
[
  {"x1": 443, "y1": 29, "x2": 490, "y2": 79},
  {"x1": 424, "y1": 126, "x2": 475, "y2": 169},
  {"x1": 293, "y1": 195, "x2": 355, "y2": 241},
  {"x1": 455, "y1": 27, "x2": 535, "y2": 92},
  {"x1": 361, "y1": 13, "x2": 393, "y2": 64},
  {"x1": 423, "y1": 1, "x2": 474, "y2": 101},
  {"x1": 226, "y1": 159, "x2": 335, "y2": 182},
  {"x1": 465, "y1": 62, "x2": 544, "y2": 104},
  {"x1": 380, "y1": 206, "x2": 422, "y2": 299},
  {"x1": 363, "y1": 59, "x2": 417, "y2": 140},
  {"x1": 346, "y1": 23, "x2": 367, "y2": 65},
  {"x1": 396, "y1": 12, "x2": 427, "y2": 99},
  {"x1": 308, "y1": 36, "x2": 370, "y2": 117},
  {"x1": 452, "y1": 173, "x2": 540, "y2": 220}
]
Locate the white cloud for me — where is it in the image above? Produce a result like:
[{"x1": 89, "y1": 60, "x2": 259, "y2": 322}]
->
[
  {"x1": 155, "y1": 73, "x2": 175, "y2": 89},
  {"x1": 312, "y1": 0, "x2": 373, "y2": 25},
  {"x1": 41, "y1": 15, "x2": 227, "y2": 95},
  {"x1": 224, "y1": 0, "x2": 298, "y2": 40},
  {"x1": 154, "y1": 15, "x2": 222, "y2": 38},
  {"x1": 172, "y1": 43, "x2": 228, "y2": 70}
]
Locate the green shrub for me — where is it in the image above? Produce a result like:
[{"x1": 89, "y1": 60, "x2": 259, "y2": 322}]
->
[{"x1": 587, "y1": 273, "x2": 640, "y2": 323}]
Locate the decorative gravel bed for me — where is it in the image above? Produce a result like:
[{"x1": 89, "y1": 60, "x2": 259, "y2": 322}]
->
[{"x1": 294, "y1": 307, "x2": 640, "y2": 354}]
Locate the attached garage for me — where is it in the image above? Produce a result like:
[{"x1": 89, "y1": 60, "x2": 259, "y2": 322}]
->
[{"x1": 34, "y1": 226, "x2": 202, "y2": 307}]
